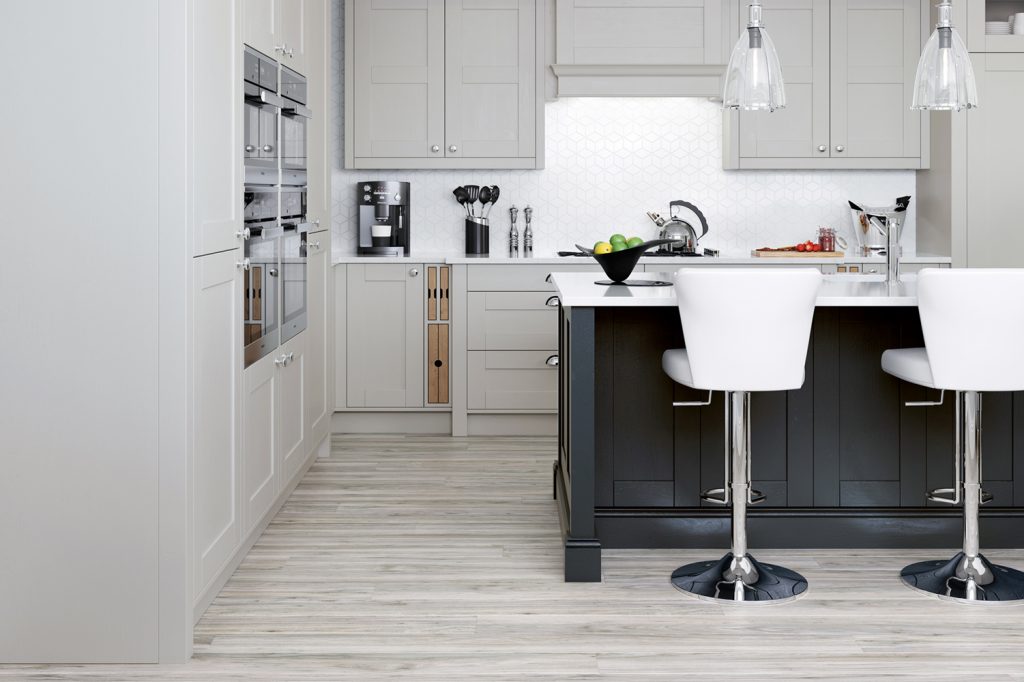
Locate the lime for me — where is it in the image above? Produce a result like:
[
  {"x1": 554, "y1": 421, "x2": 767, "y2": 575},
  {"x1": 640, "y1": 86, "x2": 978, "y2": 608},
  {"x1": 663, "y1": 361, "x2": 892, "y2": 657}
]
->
[
  {"x1": 593, "y1": 242, "x2": 613, "y2": 255},
  {"x1": 611, "y1": 241, "x2": 628, "y2": 252},
  {"x1": 626, "y1": 236, "x2": 644, "y2": 248},
  {"x1": 609, "y1": 233, "x2": 627, "y2": 245}
]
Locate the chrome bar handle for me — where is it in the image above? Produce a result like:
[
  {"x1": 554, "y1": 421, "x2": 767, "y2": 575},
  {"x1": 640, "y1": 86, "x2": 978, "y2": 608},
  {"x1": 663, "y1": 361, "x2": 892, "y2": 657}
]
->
[{"x1": 672, "y1": 391, "x2": 713, "y2": 407}]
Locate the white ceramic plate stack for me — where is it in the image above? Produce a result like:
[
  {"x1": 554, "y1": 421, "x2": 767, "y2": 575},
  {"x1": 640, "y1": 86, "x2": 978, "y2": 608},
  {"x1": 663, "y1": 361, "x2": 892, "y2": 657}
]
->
[{"x1": 987, "y1": 20, "x2": 1011, "y2": 35}]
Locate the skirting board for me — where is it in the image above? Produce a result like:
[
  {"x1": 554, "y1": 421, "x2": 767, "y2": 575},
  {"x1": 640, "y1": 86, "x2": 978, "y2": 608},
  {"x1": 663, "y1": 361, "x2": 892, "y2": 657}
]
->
[
  {"x1": 191, "y1": 432, "x2": 326, "y2": 624},
  {"x1": 331, "y1": 411, "x2": 556, "y2": 436}
]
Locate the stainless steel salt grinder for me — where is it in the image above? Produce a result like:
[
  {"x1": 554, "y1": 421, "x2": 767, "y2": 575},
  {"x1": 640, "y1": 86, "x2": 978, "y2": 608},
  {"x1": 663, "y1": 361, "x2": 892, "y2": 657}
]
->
[
  {"x1": 509, "y1": 205, "x2": 519, "y2": 256},
  {"x1": 523, "y1": 206, "x2": 533, "y2": 255}
]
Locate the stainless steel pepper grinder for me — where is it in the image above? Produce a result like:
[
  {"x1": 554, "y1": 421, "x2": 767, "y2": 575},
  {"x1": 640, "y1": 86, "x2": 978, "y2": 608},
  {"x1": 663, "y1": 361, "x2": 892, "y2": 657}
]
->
[
  {"x1": 509, "y1": 205, "x2": 519, "y2": 256},
  {"x1": 523, "y1": 206, "x2": 533, "y2": 255}
]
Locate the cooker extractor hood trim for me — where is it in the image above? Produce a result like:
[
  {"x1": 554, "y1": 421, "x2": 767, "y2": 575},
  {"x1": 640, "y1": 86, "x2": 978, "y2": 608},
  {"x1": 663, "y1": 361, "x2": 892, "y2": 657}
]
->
[{"x1": 550, "y1": 63, "x2": 726, "y2": 98}]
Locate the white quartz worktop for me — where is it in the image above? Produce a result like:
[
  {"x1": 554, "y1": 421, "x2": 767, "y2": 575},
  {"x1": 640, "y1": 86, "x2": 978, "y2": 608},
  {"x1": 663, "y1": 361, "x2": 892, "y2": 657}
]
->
[
  {"x1": 333, "y1": 251, "x2": 951, "y2": 266},
  {"x1": 550, "y1": 271, "x2": 919, "y2": 308}
]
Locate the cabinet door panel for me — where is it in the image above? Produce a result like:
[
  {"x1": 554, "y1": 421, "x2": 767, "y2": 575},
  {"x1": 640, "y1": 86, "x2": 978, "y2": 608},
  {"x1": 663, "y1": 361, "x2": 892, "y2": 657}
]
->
[
  {"x1": 830, "y1": 0, "x2": 922, "y2": 159},
  {"x1": 966, "y1": 54, "x2": 1024, "y2": 267},
  {"x1": 346, "y1": 264, "x2": 425, "y2": 408},
  {"x1": 445, "y1": 0, "x2": 536, "y2": 159},
  {"x1": 243, "y1": 353, "x2": 277, "y2": 534},
  {"x1": 279, "y1": 334, "x2": 306, "y2": 485},
  {"x1": 280, "y1": 0, "x2": 307, "y2": 73},
  {"x1": 738, "y1": 0, "x2": 829, "y2": 159},
  {"x1": 561, "y1": 1, "x2": 720, "y2": 65},
  {"x1": 194, "y1": 250, "x2": 242, "y2": 595},
  {"x1": 353, "y1": 0, "x2": 444, "y2": 158},
  {"x1": 243, "y1": 0, "x2": 278, "y2": 58}
]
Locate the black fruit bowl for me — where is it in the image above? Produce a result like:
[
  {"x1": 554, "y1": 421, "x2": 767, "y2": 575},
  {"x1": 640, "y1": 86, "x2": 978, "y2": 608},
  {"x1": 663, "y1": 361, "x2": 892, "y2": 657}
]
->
[{"x1": 588, "y1": 239, "x2": 679, "y2": 283}]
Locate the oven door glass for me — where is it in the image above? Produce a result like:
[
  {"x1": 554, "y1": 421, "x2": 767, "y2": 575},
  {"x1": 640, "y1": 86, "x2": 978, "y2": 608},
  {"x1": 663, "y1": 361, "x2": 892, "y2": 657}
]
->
[
  {"x1": 243, "y1": 227, "x2": 281, "y2": 367},
  {"x1": 281, "y1": 109, "x2": 307, "y2": 169},
  {"x1": 280, "y1": 225, "x2": 308, "y2": 344}
]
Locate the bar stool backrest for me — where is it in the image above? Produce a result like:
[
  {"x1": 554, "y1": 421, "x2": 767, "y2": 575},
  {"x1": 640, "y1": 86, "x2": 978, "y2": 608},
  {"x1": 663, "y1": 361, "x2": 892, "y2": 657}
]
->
[
  {"x1": 917, "y1": 268, "x2": 1024, "y2": 391},
  {"x1": 673, "y1": 268, "x2": 821, "y2": 392}
]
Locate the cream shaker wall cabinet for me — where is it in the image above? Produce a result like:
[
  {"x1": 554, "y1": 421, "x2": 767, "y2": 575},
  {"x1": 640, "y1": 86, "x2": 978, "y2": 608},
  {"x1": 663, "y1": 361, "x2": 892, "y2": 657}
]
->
[
  {"x1": 304, "y1": 229, "x2": 332, "y2": 445},
  {"x1": 243, "y1": 0, "x2": 308, "y2": 73},
  {"x1": 724, "y1": 0, "x2": 930, "y2": 170},
  {"x1": 551, "y1": 0, "x2": 737, "y2": 96},
  {"x1": 345, "y1": 0, "x2": 545, "y2": 169}
]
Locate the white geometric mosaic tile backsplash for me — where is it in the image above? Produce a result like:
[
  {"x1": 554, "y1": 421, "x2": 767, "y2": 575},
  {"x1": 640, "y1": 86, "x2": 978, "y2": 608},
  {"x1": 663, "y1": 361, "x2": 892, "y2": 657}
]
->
[{"x1": 329, "y1": 1, "x2": 916, "y2": 258}]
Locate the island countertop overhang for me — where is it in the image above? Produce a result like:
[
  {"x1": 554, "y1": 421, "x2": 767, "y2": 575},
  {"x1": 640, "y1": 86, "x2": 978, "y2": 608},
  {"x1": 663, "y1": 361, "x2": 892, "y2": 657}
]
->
[{"x1": 550, "y1": 271, "x2": 919, "y2": 308}]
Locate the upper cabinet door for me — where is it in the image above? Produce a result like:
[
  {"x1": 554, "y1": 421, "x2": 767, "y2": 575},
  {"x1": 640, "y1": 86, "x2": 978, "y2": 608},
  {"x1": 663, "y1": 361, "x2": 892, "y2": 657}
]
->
[
  {"x1": 737, "y1": 0, "x2": 830, "y2": 159},
  {"x1": 279, "y1": 0, "x2": 307, "y2": 74},
  {"x1": 966, "y1": 54, "x2": 1024, "y2": 267},
  {"x1": 243, "y1": 0, "x2": 278, "y2": 58},
  {"x1": 445, "y1": 0, "x2": 537, "y2": 160},
  {"x1": 829, "y1": 0, "x2": 923, "y2": 160},
  {"x1": 555, "y1": 0, "x2": 727, "y2": 65},
  {"x1": 352, "y1": 0, "x2": 445, "y2": 160}
]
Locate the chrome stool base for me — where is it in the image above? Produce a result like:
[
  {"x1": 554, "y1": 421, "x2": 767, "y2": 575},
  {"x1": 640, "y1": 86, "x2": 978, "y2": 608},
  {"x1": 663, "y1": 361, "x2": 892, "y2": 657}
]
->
[
  {"x1": 901, "y1": 552, "x2": 1024, "y2": 604},
  {"x1": 671, "y1": 553, "x2": 808, "y2": 604}
]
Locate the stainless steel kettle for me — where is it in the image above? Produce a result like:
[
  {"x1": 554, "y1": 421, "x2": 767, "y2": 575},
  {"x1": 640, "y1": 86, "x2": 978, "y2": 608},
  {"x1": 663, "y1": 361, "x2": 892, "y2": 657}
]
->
[{"x1": 653, "y1": 200, "x2": 709, "y2": 254}]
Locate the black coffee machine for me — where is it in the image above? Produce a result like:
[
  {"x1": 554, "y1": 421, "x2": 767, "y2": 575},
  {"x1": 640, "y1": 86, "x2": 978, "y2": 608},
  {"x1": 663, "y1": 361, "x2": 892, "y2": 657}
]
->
[{"x1": 357, "y1": 181, "x2": 410, "y2": 256}]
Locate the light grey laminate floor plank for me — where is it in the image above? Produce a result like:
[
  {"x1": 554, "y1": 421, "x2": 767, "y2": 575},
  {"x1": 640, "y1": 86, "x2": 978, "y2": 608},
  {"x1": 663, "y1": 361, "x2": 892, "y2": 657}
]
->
[{"x1": 3, "y1": 435, "x2": 1024, "y2": 680}]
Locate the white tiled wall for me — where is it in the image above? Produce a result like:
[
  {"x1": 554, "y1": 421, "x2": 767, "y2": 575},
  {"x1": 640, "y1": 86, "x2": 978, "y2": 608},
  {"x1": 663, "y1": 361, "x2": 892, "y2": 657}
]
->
[{"x1": 330, "y1": 0, "x2": 916, "y2": 258}]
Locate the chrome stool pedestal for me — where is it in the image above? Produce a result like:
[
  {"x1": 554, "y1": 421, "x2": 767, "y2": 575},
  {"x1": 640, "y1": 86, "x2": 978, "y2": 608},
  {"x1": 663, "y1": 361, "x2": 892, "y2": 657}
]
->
[
  {"x1": 670, "y1": 392, "x2": 808, "y2": 604},
  {"x1": 900, "y1": 391, "x2": 1024, "y2": 603}
]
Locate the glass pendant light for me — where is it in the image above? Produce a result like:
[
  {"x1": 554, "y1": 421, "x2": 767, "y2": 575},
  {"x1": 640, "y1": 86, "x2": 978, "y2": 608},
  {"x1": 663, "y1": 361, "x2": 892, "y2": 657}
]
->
[
  {"x1": 911, "y1": 0, "x2": 978, "y2": 111},
  {"x1": 723, "y1": 1, "x2": 786, "y2": 112}
]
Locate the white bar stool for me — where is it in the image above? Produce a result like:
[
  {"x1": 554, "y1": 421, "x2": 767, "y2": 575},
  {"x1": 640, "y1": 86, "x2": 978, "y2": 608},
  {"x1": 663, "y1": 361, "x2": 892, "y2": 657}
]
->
[
  {"x1": 663, "y1": 268, "x2": 821, "y2": 603},
  {"x1": 882, "y1": 268, "x2": 1024, "y2": 603}
]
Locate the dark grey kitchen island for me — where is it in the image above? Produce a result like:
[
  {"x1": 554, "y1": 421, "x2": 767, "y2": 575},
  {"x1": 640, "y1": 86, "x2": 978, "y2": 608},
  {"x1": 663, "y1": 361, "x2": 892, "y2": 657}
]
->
[{"x1": 550, "y1": 272, "x2": 1024, "y2": 582}]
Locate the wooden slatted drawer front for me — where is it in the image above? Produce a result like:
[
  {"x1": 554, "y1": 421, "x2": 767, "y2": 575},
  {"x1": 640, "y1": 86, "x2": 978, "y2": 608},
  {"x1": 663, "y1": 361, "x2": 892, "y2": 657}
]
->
[
  {"x1": 468, "y1": 291, "x2": 557, "y2": 350},
  {"x1": 426, "y1": 323, "x2": 450, "y2": 405},
  {"x1": 466, "y1": 264, "x2": 600, "y2": 291},
  {"x1": 467, "y1": 351, "x2": 558, "y2": 411}
]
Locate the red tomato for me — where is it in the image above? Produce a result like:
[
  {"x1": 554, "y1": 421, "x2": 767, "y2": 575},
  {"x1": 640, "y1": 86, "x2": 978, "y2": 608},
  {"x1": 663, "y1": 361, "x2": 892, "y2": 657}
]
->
[{"x1": 797, "y1": 243, "x2": 806, "y2": 252}]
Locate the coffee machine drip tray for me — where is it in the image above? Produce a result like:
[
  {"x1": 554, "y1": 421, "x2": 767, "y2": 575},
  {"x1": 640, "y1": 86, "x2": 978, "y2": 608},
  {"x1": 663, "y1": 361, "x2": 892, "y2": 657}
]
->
[{"x1": 358, "y1": 245, "x2": 405, "y2": 256}]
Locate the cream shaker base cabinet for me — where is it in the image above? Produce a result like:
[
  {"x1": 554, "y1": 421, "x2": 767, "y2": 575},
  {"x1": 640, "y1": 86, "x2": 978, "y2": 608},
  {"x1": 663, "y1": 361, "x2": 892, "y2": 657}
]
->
[
  {"x1": 193, "y1": 250, "x2": 243, "y2": 599},
  {"x1": 467, "y1": 291, "x2": 558, "y2": 350},
  {"x1": 346, "y1": 0, "x2": 543, "y2": 170},
  {"x1": 345, "y1": 263, "x2": 425, "y2": 408},
  {"x1": 242, "y1": 332, "x2": 306, "y2": 537},
  {"x1": 724, "y1": 0, "x2": 928, "y2": 170}
]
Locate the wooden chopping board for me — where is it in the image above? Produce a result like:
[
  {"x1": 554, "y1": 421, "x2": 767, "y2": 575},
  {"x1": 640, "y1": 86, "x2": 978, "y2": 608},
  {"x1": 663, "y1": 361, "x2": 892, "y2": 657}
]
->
[{"x1": 751, "y1": 250, "x2": 844, "y2": 258}]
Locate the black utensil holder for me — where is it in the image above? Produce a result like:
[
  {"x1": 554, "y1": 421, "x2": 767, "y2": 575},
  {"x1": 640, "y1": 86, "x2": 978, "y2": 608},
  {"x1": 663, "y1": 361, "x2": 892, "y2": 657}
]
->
[{"x1": 465, "y1": 217, "x2": 489, "y2": 255}]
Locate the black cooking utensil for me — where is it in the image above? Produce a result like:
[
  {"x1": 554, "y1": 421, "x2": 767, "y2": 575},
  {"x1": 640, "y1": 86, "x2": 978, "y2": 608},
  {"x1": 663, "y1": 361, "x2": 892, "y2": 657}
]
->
[
  {"x1": 465, "y1": 185, "x2": 480, "y2": 216},
  {"x1": 478, "y1": 186, "x2": 492, "y2": 216},
  {"x1": 453, "y1": 186, "x2": 471, "y2": 216},
  {"x1": 484, "y1": 185, "x2": 500, "y2": 218}
]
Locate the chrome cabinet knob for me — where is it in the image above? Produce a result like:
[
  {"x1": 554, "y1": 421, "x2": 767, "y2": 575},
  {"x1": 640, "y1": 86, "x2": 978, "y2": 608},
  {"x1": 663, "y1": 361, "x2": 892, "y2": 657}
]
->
[
  {"x1": 314, "y1": 219, "x2": 321, "y2": 227},
  {"x1": 262, "y1": 144, "x2": 274, "y2": 153},
  {"x1": 545, "y1": 355, "x2": 559, "y2": 367},
  {"x1": 245, "y1": 144, "x2": 256, "y2": 153},
  {"x1": 286, "y1": 351, "x2": 294, "y2": 365},
  {"x1": 409, "y1": 268, "x2": 420, "y2": 277},
  {"x1": 431, "y1": 145, "x2": 440, "y2": 153},
  {"x1": 274, "y1": 354, "x2": 287, "y2": 367},
  {"x1": 307, "y1": 240, "x2": 320, "y2": 250},
  {"x1": 235, "y1": 227, "x2": 251, "y2": 240},
  {"x1": 268, "y1": 268, "x2": 279, "y2": 277},
  {"x1": 817, "y1": 145, "x2": 827, "y2": 152},
  {"x1": 448, "y1": 145, "x2": 458, "y2": 153},
  {"x1": 274, "y1": 45, "x2": 285, "y2": 54},
  {"x1": 236, "y1": 257, "x2": 250, "y2": 271},
  {"x1": 835, "y1": 145, "x2": 845, "y2": 153},
  {"x1": 545, "y1": 295, "x2": 560, "y2": 307}
]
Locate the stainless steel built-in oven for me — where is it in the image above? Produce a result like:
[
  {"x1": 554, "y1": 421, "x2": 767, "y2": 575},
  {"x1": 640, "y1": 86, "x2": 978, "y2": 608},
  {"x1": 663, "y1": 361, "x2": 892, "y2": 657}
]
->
[
  {"x1": 243, "y1": 47, "x2": 282, "y2": 167},
  {"x1": 280, "y1": 66, "x2": 310, "y2": 170}
]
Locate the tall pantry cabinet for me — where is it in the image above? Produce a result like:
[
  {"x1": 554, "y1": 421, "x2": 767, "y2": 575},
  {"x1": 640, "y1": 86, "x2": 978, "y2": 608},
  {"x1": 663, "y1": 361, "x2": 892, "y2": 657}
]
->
[
  {"x1": 917, "y1": 1, "x2": 1024, "y2": 267},
  {"x1": 191, "y1": 0, "x2": 332, "y2": 625}
]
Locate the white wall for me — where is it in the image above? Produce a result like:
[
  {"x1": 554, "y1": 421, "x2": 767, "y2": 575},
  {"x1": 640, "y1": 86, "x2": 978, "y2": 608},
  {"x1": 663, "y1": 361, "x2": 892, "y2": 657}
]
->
[
  {"x1": 329, "y1": 0, "x2": 916, "y2": 258},
  {"x1": 0, "y1": 0, "x2": 172, "y2": 663}
]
